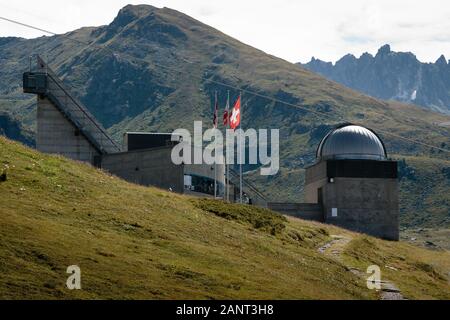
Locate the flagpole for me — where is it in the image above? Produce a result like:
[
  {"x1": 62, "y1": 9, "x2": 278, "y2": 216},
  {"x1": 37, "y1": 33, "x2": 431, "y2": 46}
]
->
[
  {"x1": 225, "y1": 90, "x2": 230, "y2": 202},
  {"x1": 239, "y1": 92, "x2": 243, "y2": 204},
  {"x1": 214, "y1": 91, "x2": 217, "y2": 199}
]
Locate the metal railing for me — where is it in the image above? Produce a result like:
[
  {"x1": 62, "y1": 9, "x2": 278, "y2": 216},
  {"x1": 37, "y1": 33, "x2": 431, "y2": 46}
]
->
[
  {"x1": 228, "y1": 168, "x2": 268, "y2": 204},
  {"x1": 34, "y1": 55, "x2": 121, "y2": 154}
]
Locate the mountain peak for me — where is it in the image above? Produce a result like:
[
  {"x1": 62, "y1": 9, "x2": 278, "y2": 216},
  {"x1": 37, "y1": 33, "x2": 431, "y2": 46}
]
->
[
  {"x1": 301, "y1": 45, "x2": 450, "y2": 113},
  {"x1": 309, "y1": 56, "x2": 328, "y2": 63},
  {"x1": 119, "y1": 4, "x2": 158, "y2": 16},
  {"x1": 108, "y1": 5, "x2": 154, "y2": 30},
  {"x1": 376, "y1": 44, "x2": 391, "y2": 56},
  {"x1": 304, "y1": 57, "x2": 333, "y2": 70},
  {"x1": 98, "y1": 4, "x2": 188, "y2": 46},
  {"x1": 336, "y1": 53, "x2": 356, "y2": 64},
  {"x1": 435, "y1": 54, "x2": 447, "y2": 66},
  {"x1": 109, "y1": 4, "x2": 160, "y2": 29},
  {"x1": 360, "y1": 52, "x2": 374, "y2": 59}
]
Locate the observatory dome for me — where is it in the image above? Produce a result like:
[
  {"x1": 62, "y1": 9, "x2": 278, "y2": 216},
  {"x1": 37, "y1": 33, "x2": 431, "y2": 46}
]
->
[{"x1": 316, "y1": 124, "x2": 387, "y2": 161}]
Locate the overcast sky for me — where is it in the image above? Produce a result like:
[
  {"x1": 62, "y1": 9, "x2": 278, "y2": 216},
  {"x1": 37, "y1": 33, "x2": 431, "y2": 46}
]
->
[{"x1": 0, "y1": 0, "x2": 449, "y2": 64}]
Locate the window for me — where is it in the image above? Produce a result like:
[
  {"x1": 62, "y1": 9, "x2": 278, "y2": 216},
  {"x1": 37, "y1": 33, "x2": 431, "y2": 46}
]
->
[{"x1": 184, "y1": 174, "x2": 223, "y2": 196}]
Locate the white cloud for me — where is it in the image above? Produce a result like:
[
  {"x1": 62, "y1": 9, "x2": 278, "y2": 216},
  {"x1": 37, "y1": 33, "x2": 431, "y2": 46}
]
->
[{"x1": 0, "y1": 0, "x2": 449, "y2": 63}]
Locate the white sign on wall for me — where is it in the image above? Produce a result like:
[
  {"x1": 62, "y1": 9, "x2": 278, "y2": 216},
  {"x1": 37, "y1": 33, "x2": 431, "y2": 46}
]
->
[
  {"x1": 184, "y1": 175, "x2": 192, "y2": 187},
  {"x1": 332, "y1": 208, "x2": 338, "y2": 217}
]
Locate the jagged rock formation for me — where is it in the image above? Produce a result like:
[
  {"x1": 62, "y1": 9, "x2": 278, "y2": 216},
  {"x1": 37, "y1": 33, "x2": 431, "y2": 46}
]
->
[{"x1": 301, "y1": 45, "x2": 450, "y2": 114}]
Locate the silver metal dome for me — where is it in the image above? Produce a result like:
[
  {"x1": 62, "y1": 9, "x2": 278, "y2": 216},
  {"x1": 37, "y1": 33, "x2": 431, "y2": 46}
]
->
[{"x1": 317, "y1": 124, "x2": 387, "y2": 161}]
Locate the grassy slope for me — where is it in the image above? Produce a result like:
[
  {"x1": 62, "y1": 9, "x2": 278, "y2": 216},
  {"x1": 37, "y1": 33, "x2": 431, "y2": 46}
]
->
[
  {"x1": 0, "y1": 136, "x2": 449, "y2": 300},
  {"x1": 396, "y1": 155, "x2": 450, "y2": 228},
  {"x1": 402, "y1": 228, "x2": 450, "y2": 251}
]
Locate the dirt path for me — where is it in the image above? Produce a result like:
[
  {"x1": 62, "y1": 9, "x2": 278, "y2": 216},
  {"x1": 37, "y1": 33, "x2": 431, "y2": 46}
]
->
[
  {"x1": 318, "y1": 235, "x2": 352, "y2": 261},
  {"x1": 318, "y1": 234, "x2": 405, "y2": 300}
]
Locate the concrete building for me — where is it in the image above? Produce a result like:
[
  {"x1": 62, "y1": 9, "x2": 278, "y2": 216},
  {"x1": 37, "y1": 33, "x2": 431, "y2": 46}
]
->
[
  {"x1": 23, "y1": 56, "x2": 264, "y2": 203},
  {"x1": 270, "y1": 124, "x2": 399, "y2": 241},
  {"x1": 102, "y1": 132, "x2": 226, "y2": 196},
  {"x1": 23, "y1": 56, "x2": 121, "y2": 164}
]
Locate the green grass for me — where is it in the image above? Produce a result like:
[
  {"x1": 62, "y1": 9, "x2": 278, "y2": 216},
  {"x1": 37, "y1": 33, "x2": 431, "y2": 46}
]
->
[
  {"x1": 342, "y1": 236, "x2": 450, "y2": 299},
  {"x1": 395, "y1": 155, "x2": 450, "y2": 228},
  {"x1": 191, "y1": 198, "x2": 287, "y2": 236},
  {"x1": 1, "y1": 136, "x2": 449, "y2": 299},
  {"x1": 401, "y1": 228, "x2": 450, "y2": 251}
]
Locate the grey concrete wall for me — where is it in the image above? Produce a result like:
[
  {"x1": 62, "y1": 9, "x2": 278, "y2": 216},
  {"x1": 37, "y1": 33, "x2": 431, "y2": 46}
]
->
[
  {"x1": 36, "y1": 96, "x2": 99, "y2": 163},
  {"x1": 268, "y1": 203, "x2": 324, "y2": 221},
  {"x1": 305, "y1": 161, "x2": 327, "y2": 184},
  {"x1": 304, "y1": 159, "x2": 399, "y2": 240},
  {"x1": 304, "y1": 161, "x2": 327, "y2": 203},
  {"x1": 41, "y1": 62, "x2": 120, "y2": 154},
  {"x1": 184, "y1": 162, "x2": 225, "y2": 186},
  {"x1": 304, "y1": 178, "x2": 328, "y2": 203},
  {"x1": 182, "y1": 145, "x2": 227, "y2": 198},
  {"x1": 101, "y1": 146, "x2": 184, "y2": 193},
  {"x1": 322, "y1": 177, "x2": 399, "y2": 240}
]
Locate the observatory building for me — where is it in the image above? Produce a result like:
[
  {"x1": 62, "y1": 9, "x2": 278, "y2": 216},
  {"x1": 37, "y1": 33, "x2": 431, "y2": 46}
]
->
[
  {"x1": 270, "y1": 124, "x2": 399, "y2": 241},
  {"x1": 305, "y1": 124, "x2": 398, "y2": 240}
]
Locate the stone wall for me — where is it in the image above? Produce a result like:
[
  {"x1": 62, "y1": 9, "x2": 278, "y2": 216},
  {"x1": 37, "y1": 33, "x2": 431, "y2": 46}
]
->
[
  {"x1": 304, "y1": 161, "x2": 328, "y2": 203},
  {"x1": 101, "y1": 146, "x2": 184, "y2": 193},
  {"x1": 322, "y1": 177, "x2": 399, "y2": 240},
  {"x1": 303, "y1": 159, "x2": 399, "y2": 241}
]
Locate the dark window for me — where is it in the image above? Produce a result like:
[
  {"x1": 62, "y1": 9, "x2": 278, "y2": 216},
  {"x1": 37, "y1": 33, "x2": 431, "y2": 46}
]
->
[{"x1": 184, "y1": 174, "x2": 223, "y2": 196}]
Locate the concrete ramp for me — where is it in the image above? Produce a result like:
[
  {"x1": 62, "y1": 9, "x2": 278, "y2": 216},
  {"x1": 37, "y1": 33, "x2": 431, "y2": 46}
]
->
[{"x1": 23, "y1": 56, "x2": 121, "y2": 157}]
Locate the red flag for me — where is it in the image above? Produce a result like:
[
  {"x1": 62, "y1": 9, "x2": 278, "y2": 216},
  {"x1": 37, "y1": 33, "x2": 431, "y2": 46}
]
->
[
  {"x1": 229, "y1": 95, "x2": 241, "y2": 130},
  {"x1": 223, "y1": 94, "x2": 230, "y2": 126},
  {"x1": 223, "y1": 110, "x2": 228, "y2": 126},
  {"x1": 213, "y1": 93, "x2": 218, "y2": 128}
]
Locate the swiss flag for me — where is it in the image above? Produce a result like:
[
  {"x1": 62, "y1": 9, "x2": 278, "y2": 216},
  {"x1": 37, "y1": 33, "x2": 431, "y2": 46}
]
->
[{"x1": 230, "y1": 95, "x2": 241, "y2": 130}]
